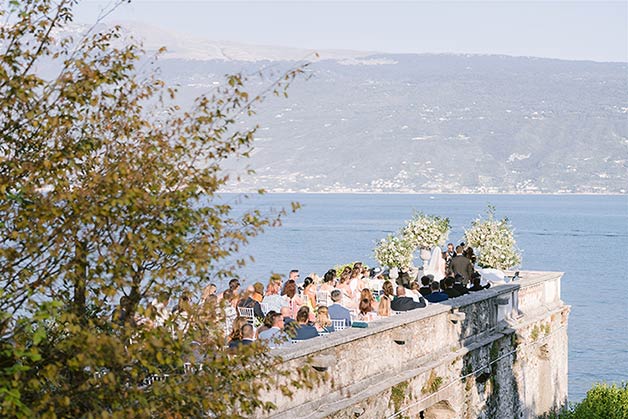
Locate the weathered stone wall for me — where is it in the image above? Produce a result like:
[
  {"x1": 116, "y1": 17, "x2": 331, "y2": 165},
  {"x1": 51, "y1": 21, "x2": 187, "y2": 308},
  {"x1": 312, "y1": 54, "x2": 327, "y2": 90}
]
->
[{"x1": 261, "y1": 271, "x2": 569, "y2": 419}]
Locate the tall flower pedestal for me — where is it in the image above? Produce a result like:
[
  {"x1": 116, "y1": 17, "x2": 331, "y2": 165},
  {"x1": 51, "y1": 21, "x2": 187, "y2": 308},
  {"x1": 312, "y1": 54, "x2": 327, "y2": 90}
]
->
[{"x1": 420, "y1": 248, "x2": 432, "y2": 271}]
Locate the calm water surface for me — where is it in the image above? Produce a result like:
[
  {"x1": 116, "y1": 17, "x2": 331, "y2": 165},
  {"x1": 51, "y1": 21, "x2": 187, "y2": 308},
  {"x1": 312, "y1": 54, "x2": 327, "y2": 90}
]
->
[{"x1": 222, "y1": 193, "x2": 628, "y2": 401}]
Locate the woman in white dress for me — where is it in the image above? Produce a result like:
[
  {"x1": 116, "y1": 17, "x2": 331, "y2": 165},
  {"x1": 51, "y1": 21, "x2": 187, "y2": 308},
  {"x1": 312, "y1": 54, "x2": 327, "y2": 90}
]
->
[{"x1": 425, "y1": 246, "x2": 446, "y2": 281}]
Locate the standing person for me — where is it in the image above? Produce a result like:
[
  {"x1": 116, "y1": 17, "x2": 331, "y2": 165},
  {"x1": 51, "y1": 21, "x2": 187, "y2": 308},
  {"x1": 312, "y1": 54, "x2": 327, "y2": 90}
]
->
[
  {"x1": 445, "y1": 243, "x2": 456, "y2": 267},
  {"x1": 288, "y1": 269, "x2": 299, "y2": 282},
  {"x1": 450, "y1": 245, "x2": 474, "y2": 286},
  {"x1": 281, "y1": 279, "x2": 303, "y2": 318}
]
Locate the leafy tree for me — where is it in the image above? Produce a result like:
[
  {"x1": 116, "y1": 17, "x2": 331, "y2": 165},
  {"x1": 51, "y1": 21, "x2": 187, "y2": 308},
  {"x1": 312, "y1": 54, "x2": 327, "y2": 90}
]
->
[
  {"x1": 542, "y1": 383, "x2": 628, "y2": 419},
  {"x1": 0, "y1": 0, "x2": 319, "y2": 417}
]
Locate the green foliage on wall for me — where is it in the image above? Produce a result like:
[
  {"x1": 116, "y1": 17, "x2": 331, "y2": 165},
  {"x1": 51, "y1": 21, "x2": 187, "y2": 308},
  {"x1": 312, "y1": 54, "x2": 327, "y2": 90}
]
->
[{"x1": 542, "y1": 383, "x2": 628, "y2": 419}]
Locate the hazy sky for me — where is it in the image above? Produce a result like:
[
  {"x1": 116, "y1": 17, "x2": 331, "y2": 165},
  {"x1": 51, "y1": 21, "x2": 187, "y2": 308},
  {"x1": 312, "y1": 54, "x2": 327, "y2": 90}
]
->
[{"x1": 75, "y1": 1, "x2": 627, "y2": 62}]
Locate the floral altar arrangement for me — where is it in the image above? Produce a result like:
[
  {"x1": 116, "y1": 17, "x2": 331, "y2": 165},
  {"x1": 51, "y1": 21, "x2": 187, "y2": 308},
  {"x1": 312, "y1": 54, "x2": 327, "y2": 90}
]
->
[
  {"x1": 373, "y1": 234, "x2": 414, "y2": 268},
  {"x1": 464, "y1": 206, "x2": 522, "y2": 270},
  {"x1": 401, "y1": 212, "x2": 450, "y2": 251}
]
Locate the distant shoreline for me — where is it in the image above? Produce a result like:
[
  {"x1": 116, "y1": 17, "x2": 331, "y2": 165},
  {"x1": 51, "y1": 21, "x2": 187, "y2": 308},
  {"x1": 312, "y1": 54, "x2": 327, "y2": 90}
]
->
[{"x1": 220, "y1": 190, "x2": 627, "y2": 196}]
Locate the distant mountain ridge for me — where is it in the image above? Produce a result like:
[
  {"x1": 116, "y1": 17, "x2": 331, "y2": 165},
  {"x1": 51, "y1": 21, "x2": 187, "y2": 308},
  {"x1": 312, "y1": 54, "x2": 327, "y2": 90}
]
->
[{"x1": 76, "y1": 22, "x2": 628, "y2": 193}]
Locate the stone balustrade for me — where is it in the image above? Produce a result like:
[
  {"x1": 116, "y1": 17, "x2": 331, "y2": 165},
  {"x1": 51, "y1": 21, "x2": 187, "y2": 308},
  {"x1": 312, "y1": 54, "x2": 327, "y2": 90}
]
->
[{"x1": 261, "y1": 271, "x2": 569, "y2": 419}]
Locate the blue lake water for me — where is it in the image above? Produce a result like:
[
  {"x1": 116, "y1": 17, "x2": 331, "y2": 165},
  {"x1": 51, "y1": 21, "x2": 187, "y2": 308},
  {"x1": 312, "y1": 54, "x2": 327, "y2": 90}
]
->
[{"x1": 222, "y1": 193, "x2": 628, "y2": 401}]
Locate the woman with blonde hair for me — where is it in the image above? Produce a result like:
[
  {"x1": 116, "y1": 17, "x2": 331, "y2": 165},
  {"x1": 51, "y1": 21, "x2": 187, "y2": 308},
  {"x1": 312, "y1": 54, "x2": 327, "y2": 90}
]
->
[
  {"x1": 337, "y1": 272, "x2": 355, "y2": 308},
  {"x1": 377, "y1": 295, "x2": 391, "y2": 317},
  {"x1": 315, "y1": 305, "x2": 334, "y2": 333},
  {"x1": 382, "y1": 280, "x2": 395, "y2": 300}
]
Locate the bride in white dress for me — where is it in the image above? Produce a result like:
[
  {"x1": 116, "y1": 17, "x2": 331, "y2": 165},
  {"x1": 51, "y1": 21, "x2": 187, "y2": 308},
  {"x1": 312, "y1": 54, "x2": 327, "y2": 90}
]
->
[{"x1": 424, "y1": 246, "x2": 446, "y2": 281}]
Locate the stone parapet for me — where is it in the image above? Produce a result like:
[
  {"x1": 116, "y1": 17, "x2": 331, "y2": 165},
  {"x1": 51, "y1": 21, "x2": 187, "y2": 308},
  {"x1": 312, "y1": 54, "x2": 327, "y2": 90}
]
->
[{"x1": 262, "y1": 271, "x2": 568, "y2": 419}]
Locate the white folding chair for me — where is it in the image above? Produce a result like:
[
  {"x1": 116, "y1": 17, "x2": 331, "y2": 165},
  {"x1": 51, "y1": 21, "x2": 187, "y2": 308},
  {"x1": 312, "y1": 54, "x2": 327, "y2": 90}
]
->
[
  {"x1": 237, "y1": 306, "x2": 255, "y2": 324},
  {"x1": 316, "y1": 291, "x2": 330, "y2": 307},
  {"x1": 331, "y1": 319, "x2": 346, "y2": 331}
]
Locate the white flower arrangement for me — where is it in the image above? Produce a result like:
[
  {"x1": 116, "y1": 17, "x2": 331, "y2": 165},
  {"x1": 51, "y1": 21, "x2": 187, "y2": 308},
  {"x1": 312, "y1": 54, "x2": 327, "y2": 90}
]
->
[
  {"x1": 373, "y1": 234, "x2": 414, "y2": 268},
  {"x1": 401, "y1": 212, "x2": 450, "y2": 250},
  {"x1": 464, "y1": 207, "x2": 522, "y2": 270}
]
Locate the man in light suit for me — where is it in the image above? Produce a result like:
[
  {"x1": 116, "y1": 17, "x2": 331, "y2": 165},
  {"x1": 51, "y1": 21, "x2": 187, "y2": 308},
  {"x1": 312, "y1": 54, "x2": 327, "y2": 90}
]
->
[
  {"x1": 328, "y1": 289, "x2": 352, "y2": 327},
  {"x1": 258, "y1": 311, "x2": 289, "y2": 348}
]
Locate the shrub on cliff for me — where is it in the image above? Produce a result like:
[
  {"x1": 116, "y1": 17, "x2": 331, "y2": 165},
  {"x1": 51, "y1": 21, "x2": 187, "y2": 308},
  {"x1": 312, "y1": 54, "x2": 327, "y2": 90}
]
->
[{"x1": 543, "y1": 382, "x2": 628, "y2": 419}]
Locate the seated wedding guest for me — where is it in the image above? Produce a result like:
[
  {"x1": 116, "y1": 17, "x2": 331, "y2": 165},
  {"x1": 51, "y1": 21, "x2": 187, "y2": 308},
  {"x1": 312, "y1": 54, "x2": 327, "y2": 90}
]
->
[
  {"x1": 469, "y1": 274, "x2": 491, "y2": 292},
  {"x1": 443, "y1": 277, "x2": 462, "y2": 299},
  {"x1": 112, "y1": 296, "x2": 136, "y2": 327},
  {"x1": 280, "y1": 306, "x2": 296, "y2": 334},
  {"x1": 222, "y1": 290, "x2": 238, "y2": 334},
  {"x1": 315, "y1": 306, "x2": 335, "y2": 333},
  {"x1": 316, "y1": 271, "x2": 335, "y2": 306},
  {"x1": 302, "y1": 277, "x2": 317, "y2": 311},
  {"x1": 426, "y1": 281, "x2": 449, "y2": 303},
  {"x1": 336, "y1": 272, "x2": 355, "y2": 308},
  {"x1": 391, "y1": 285, "x2": 426, "y2": 311},
  {"x1": 237, "y1": 285, "x2": 264, "y2": 318},
  {"x1": 453, "y1": 274, "x2": 470, "y2": 296},
  {"x1": 227, "y1": 316, "x2": 248, "y2": 346},
  {"x1": 252, "y1": 282, "x2": 265, "y2": 303},
  {"x1": 200, "y1": 283, "x2": 217, "y2": 305},
  {"x1": 349, "y1": 267, "x2": 363, "y2": 295},
  {"x1": 382, "y1": 280, "x2": 395, "y2": 301},
  {"x1": 292, "y1": 307, "x2": 319, "y2": 340},
  {"x1": 256, "y1": 311, "x2": 276, "y2": 337},
  {"x1": 357, "y1": 298, "x2": 376, "y2": 321},
  {"x1": 219, "y1": 278, "x2": 240, "y2": 301},
  {"x1": 258, "y1": 311, "x2": 289, "y2": 348},
  {"x1": 408, "y1": 281, "x2": 423, "y2": 302},
  {"x1": 328, "y1": 289, "x2": 352, "y2": 327},
  {"x1": 229, "y1": 323, "x2": 255, "y2": 349},
  {"x1": 360, "y1": 288, "x2": 378, "y2": 312},
  {"x1": 419, "y1": 276, "x2": 432, "y2": 297},
  {"x1": 281, "y1": 279, "x2": 303, "y2": 318},
  {"x1": 464, "y1": 246, "x2": 477, "y2": 264},
  {"x1": 320, "y1": 270, "x2": 336, "y2": 292},
  {"x1": 377, "y1": 295, "x2": 392, "y2": 317},
  {"x1": 262, "y1": 279, "x2": 287, "y2": 313}
]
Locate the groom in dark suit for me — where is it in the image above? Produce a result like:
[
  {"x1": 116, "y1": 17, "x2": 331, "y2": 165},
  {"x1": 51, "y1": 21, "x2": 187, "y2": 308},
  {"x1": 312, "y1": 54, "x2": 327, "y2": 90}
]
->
[
  {"x1": 450, "y1": 245, "x2": 474, "y2": 286},
  {"x1": 391, "y1": 285, "x2": 426, "y2": 311}
]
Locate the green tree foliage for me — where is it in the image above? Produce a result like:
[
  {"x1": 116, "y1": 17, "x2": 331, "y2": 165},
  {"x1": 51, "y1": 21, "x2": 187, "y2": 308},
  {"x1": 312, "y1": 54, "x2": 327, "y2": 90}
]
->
[
  {"x1": 543, "y1": 383, "x2": 628, "y2": 419},
  {"x1": 0, "y1": 1, "x2": 319, "y2": 417}
]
